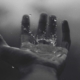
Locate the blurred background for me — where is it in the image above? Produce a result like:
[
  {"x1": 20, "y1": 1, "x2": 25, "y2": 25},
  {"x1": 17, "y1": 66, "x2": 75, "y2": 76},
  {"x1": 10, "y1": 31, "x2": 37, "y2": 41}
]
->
[{"x1": 0, "y1": 0, "x2": 80, "y2": 80}]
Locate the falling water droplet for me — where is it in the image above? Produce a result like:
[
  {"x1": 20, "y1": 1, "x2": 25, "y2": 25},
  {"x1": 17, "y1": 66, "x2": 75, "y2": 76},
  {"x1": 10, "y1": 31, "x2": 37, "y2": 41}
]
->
[{"x1": 29, "y1": 14, "x2": 32, "y2": 17}]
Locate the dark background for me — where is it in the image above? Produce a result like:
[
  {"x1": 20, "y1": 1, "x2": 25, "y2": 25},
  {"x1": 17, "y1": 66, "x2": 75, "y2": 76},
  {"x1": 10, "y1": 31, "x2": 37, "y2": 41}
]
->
[{"x1": 0, "y1": 0, "x2": 80, "y2": 80}]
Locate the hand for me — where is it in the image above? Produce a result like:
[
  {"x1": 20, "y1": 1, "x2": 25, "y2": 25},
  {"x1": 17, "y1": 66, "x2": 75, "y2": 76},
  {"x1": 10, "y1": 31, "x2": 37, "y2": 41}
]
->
[
  {"x1": 0, "y1": 13, "x2": 71, "y2": 79},
  {"x1": 21, "y1": 13, "x2": 71, "y2": 76}
]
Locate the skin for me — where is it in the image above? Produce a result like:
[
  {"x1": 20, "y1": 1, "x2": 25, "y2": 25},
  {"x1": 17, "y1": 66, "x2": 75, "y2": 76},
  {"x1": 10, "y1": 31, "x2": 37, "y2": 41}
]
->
[{"x1": 0, "y1": 13, "x2": 71, "y2": 80}]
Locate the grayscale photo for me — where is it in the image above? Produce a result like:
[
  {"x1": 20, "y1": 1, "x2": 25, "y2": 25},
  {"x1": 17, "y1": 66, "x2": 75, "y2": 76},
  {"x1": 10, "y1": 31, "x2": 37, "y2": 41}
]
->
[{"x1": 0, "y1": 0, "x2": 79, "y2": 80}]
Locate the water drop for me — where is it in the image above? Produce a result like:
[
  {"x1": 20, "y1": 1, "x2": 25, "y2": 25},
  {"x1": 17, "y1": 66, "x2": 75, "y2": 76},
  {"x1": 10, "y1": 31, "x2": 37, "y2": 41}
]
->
[
  {"x1": 31, "y1": 34, "x2": 34, "y2": 37},
  {"x1": 33, "y1": 36, "x2": 35, "y2": 38},
  {"x1": 57, "y1": 54, "x2": 61, "y2": 57},
  {"x1": 29, "y1": 31, "x2": 31, "y2": 33},
  {"x1": 54, "y1": 51, "x2": 56, "y2": 53},
  {"x1": 12, "y1": 66, "x2": 14, "y2": 69},
  {"x1": 54, "y1": 19, "x2": 57, "y2": 22},
  {"x1": 29, "y1": 14, "x2": 32, "y2": 17},
  {"x1": 35, "y1": 50, "x2": 38, "y2": 53},
  {"x1": 23, "y1": 28, "x2": 26, "y2": 30}
]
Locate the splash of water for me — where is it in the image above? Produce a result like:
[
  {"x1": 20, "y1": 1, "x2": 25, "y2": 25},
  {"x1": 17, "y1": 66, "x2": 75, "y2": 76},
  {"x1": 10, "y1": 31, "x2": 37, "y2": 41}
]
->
[{"x1": 36, "y1": 34, "x2": 57, "y2": 46}]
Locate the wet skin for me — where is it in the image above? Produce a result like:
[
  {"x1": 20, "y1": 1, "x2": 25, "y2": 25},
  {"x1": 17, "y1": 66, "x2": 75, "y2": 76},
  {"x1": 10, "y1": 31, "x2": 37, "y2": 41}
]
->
[{"x1": 0, "y1": 13, "x2": 71, "y2": 80}]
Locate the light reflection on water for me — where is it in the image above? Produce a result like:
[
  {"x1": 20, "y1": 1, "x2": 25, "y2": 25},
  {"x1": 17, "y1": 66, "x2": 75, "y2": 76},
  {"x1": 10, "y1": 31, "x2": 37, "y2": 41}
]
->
[{"x1": 36, "y1": 34, "x2": 57, "y2": 46}]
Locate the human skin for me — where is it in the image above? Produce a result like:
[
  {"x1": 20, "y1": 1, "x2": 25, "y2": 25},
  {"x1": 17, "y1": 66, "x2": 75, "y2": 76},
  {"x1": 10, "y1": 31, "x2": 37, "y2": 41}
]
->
[{"x1": 0, "y1": 13, "x2": 71, "y2": 80}]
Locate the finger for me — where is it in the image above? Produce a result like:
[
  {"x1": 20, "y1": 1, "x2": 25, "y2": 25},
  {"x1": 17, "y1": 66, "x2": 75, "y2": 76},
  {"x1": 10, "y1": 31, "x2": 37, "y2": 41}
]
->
[
  {"x1": 37, "y1": 13, "x2": 47, "y2": 36},
  {"x1": 21, "y1": 15, "x2": 30, "y2": 34},
  {"x1": 36, "y1": 13, "x2": 47, "y2": 44},
  {"x1": 47, "y1": 15, "x2": 57, "y2": 38},
  {"x1": 61, "y1": 20, "x2": 71, "y2": 50},
  {"x1": 21, "y1": 15, "x2": 30, "y2": 46},
  {"x1": 46, "y1": 15, "x2": 57, "y2": 46},
  {"x1": 0, "y1": 34, "x2": 9, "y2": 47},
  {"x1": 56, "y1": 20, "x2": 71, "y2": 76},
  {"x1": 21, "y1": 15, "x2": 37, "y2": 47}
]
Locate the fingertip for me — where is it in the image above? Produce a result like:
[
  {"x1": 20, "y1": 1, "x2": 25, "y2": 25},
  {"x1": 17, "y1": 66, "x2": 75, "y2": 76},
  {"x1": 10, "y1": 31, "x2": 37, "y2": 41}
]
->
[
  {"x1": 62, "y1": 20, "x2": 70, "y2": 33},
  {"x1": 39, "y1": 13, "x2": 47, "y2": 25},
  {"x1": 37, "y1": 13, "x2": 48, "y2": 36},
  {"x1": 40, "y1": 13, "x2": 47, "y2": 18},
  {"x1": 21, "y1": 14, "x2": 30, "y2": 34},
  {"x1": 22, "y1": 14, "x2": 30, "y2": 20},
  {"x1": 22, "y1": 15, "x2": 30, "y2": 25}
]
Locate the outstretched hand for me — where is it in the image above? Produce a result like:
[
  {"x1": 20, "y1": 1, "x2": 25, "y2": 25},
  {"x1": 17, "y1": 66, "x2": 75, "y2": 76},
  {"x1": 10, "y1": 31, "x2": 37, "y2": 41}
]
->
[
  {"x1": 0, "y1": 13, "x2": 71, "y2": 79},
  {"x1": 21, "y1": 13, "x2": 71, "y2": 74}
]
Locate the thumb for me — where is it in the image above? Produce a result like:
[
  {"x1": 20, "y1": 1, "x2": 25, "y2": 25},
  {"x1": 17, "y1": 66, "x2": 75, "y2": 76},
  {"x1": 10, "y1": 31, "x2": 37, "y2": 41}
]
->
[{"x1": 0, "y1": 35, "x2": 9, "y2": 47}]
